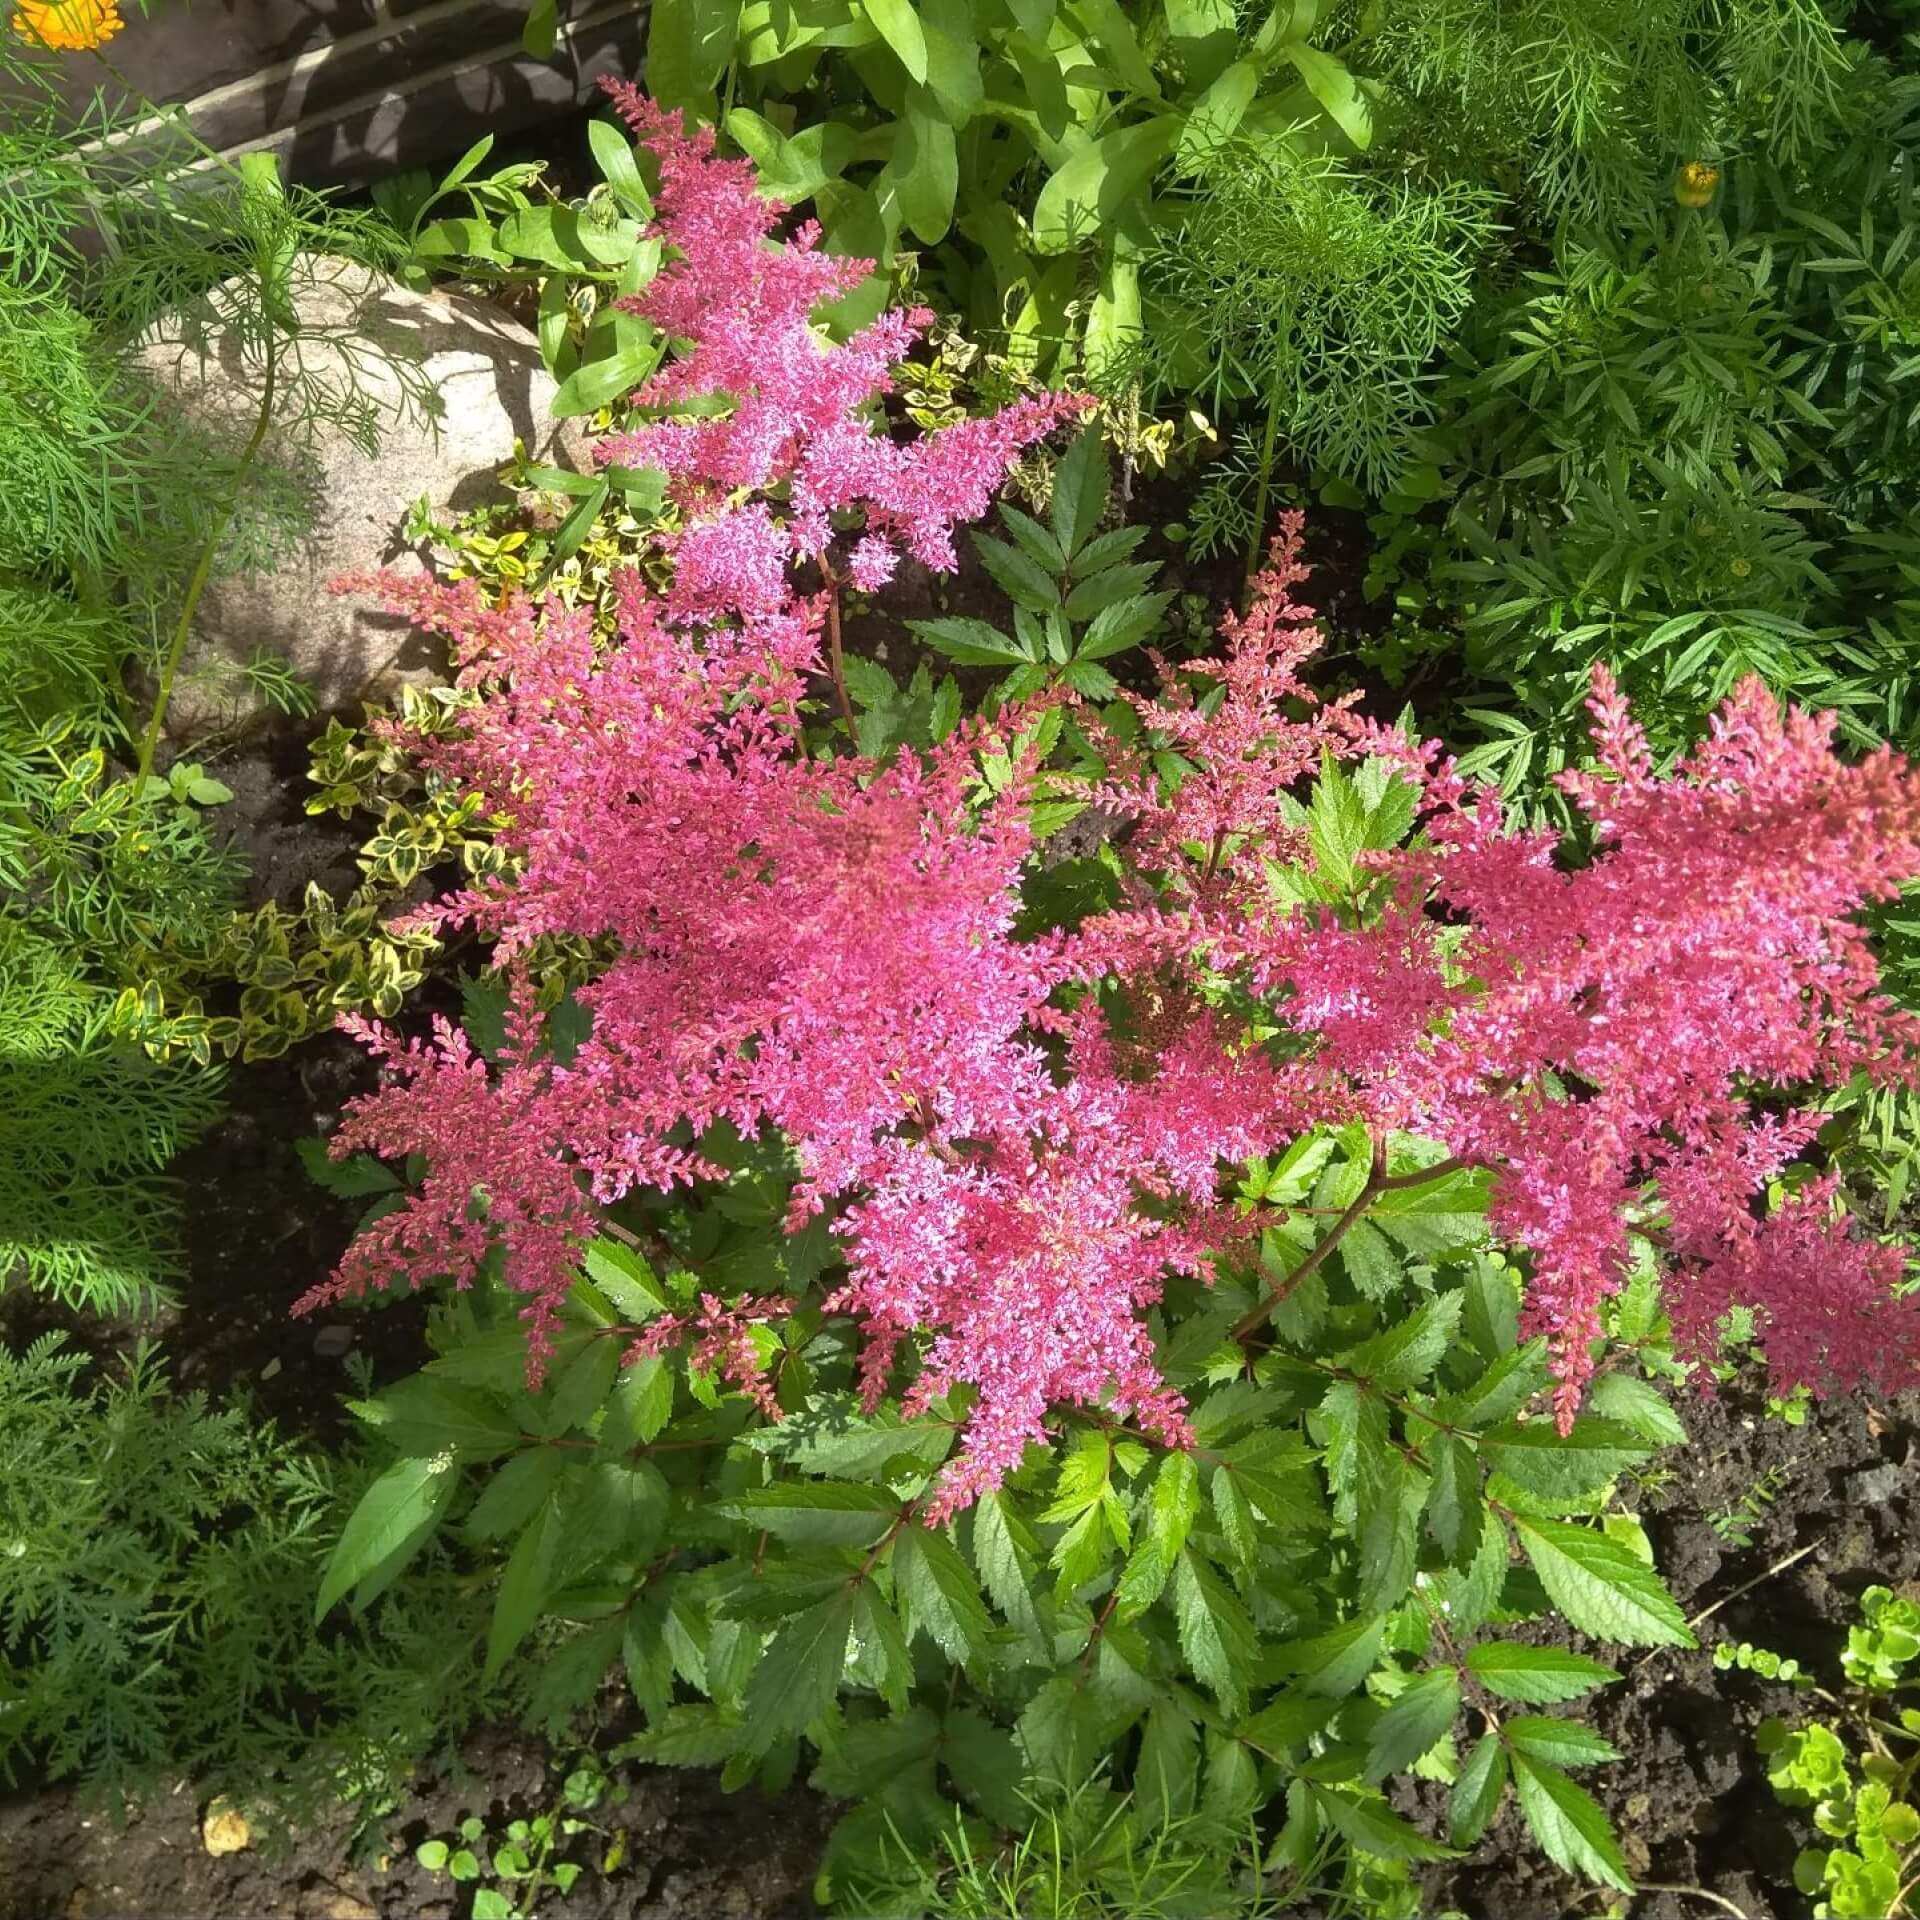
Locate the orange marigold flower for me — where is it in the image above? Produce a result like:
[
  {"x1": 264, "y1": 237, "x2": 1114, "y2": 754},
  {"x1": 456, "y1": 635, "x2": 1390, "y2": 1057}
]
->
[{"x1": 10, "y1": 0, "x2": 124, "y2": 50}]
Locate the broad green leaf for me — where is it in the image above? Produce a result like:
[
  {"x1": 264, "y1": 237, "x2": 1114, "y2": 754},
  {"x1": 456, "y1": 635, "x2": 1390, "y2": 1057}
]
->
[
  {"x1": 1051, "y1": 428, "x2": 1109, "y2": 558},
  {"x1": 646, "y1": 0, "x2": 739, "y2": 109},
  {"x1": 552, "y1": 338, "x2": 664, "y2": 417},
  {"x1": 1335, "y1": 1288, "x2": 1463, "y2": 1394},
  {"x1": 1585, "y1": 1372, "x2": 1687, "y2": 1447},
  {"x1": 972, "y1": 1491, "x2": 1050, "y2": 1649},
  {"x1": 743, "y1": 1591, "x2": 855, "y2": 1748},
  {"x1": 587, "y1": 118, "x2": 651, "y2": 219},
  {"x1": 316, "y1": 1454, "x2": 457, "y2": 1620},
  {"x1": 1173, "y1": 1549, "x2": 1256, "y2": 1714},
  {"x1": 1269, "y1": 1613, "x2": 1385, "y2": 1698},
  {"x1": 1365, "y1": 1666, "x2": 1460, "y2": 1783},
  {"x1": 1503, "y1": 1716, "x2": 1619, "y2": 1769},
  {"x1": 1482, "y1": 1416, "x2": 1650, "y2": 1502},
  {"x1": 363, "y1": 1375, "x2": 520, "y2": 1460},
  {"x1": 1174, "y1": 58, "x2": 1258, "y2": 171},
  {"x1": 1115, "y1": 1450, "x2": 1199, "y2": 1618},
  {"x1": 715, "y1": 1481, "x2": 900, "y2": 1547},
  {"x1": 1510, "y1": 1754, "x2": 1632, "y2": 1889},
  {"x1": 894, "y1": 1524, "x2": 993, "y2": 1663},
  {"x1": 485, "y1": 1495, "x2": 562, "y2": 1681},
  {"x1": 1466, "y1": 1643, "x2": 1620, "y2": 1705},
  {"x1": 1286, "y1": 44, "x2": 1371, "y2": 150},
  {"x1": 1450, "y1": 1732, "x2": 1508, "y2": 1847},
  {"x1": 1515, "y1": 1517, "x2": 1693, "y2": 1648},
  {"x1": 1337, "y1": 1217, "x2": 1401, "y2": 1300},
  {"x1": 942, "y1": 1708, "x2": 1028, "y2": 1826},
  {"x1": 1310, "y1": 1786, "x2": 1453, "y2": 1861},
  {"x1": 889, "y1": 97, "x2": 958, "y2": 244},
  {"x1": 863, "y1": 0, "x2": 929, "y2": 81},
  {"x1": 1203, "y1": 1727, "x2": 1263, "y2": 1825},
  {"x1": 1031, "y1": 119, "x2": 1178, "y2": 254},
  {"x1": 1069, "y1": 0, "x2": 1160, "y2": 95}
]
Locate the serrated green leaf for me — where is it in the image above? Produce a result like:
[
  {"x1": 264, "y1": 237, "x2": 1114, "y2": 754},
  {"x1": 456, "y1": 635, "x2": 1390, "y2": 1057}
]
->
[
  {"x1": 1515, "y1": 1517, "x2": 1693, "y2": 1648},
  {"x1": 1466, "y1": 1643, "x2": 1620, "y2": 1704},
  {"x1": 1270, "y1": 1613, "x2": 1387, "y2": 1698},
  {"x1": 1051, "y1": 429, "x2": 1109, "y2": 557},
  {"x1": 1585, "y1": 1372, "x2": 1687, "y2": 1447},
  {"x1": 1336, "y1": 1290, "x2": 1464, "y2": 1394},
  {"x1": 1238, "y1": 1689, "x2": 1338, "y2": 1757},
  {"x1": 617, "y1": 1702, "x2": 742, "y2": 1768},
  {"x1": 895, "y1": 1524, "x2": 993, "y2": 1663},
  {"x1": 1173, "y1": 1549, "x2": 1256, "y2": 1714},
  {"x1": 485, "y1": 1495, "x2": 562, "y2": 1681},
  {"x1": 941, "y1": 1707, "x2": 1027, "y2": 1825},
  {"x1": 1309, "y1": 1786, "x2": 1453, "y2": 1861},
  {"x1": 1425, "y1": 1434, "x2": 1482, "y2": 1562},
  {"x1": 1482, "y1": 1417, "x2": 1650, "y2": 1502},
  {"x1": 1510, "y1": 1753, "x2": 1632, "y2": 1889},
  {"x1": 316, "y1": 1454, "x2": 457, "y2": 1620},
  {"x1": 743, "y1": 1591, "x2": 854, "y2": 1750},
  {"x1": 1115, "y1": 1450, "x2": 1199, "y2": 1618},
  {"x1": 1438, "y1": 1338, "x2": 1550, "y2": 1429},
  {"x1": 1450, "y1": 1732, "x2": 1508, "y2": 1847},
  {"x1": 466, "y1": 1449, "x2": 567, "y2": 1542},
  {"x1": 1446, "y1": 1509, "x2": 1510, "y2": 1635},
  {"x1": 1137, "y1": 1700, "x2": 1200, "y2": 1827},
  {"x1": 972, "y1": 1491, "x2": 1049, "y2": 1650},
  {"x1": 810, "y1": 1707, "x2": 942, "y2": 1797},
  {"x1": 1365, "y1": 1666, "x2": 1460, "y2": 1783},
  {"x1": 1503, "y1": 1716, "x2": 1619, "y2": 1769},
  {"x1": 907, "y1": 616, "x2": 1031, "y2": 666},
  {"x1": 716, "y1": 1481, "x2": 900, "y2": 1547}
]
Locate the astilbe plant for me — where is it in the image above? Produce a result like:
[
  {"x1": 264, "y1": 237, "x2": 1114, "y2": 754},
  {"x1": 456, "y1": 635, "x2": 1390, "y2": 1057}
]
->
[{"x1": 299, "y1": 105, "x2": 1920, "y2": 1521}]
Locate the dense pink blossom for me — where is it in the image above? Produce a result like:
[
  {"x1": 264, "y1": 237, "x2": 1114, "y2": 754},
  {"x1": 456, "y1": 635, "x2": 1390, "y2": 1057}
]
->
[
  {"x1": 591, "y1": 84, "x2": 1085, "y2": 620},
  {"x1": 305, "y1": 111, "x2": 1920, "y2": 1503}
]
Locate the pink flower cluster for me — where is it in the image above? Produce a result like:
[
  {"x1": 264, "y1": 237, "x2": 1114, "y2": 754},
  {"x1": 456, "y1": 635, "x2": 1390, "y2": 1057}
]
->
[
  {"x1": 299, "y1": 105, "x2": 1920, "y2": 1508},
  {"x1": 592, "y1": 84, "x2": 1085, "y2": 615}
]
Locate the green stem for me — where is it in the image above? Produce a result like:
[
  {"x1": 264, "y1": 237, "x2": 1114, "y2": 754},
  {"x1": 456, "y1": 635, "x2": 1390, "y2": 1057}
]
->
[
  {"x1": 1242, "y1": 385, "x2": 1283, "y2": 600},
  {"x1": 134, "y1": 330, "x2": 279, "y2": 787}
]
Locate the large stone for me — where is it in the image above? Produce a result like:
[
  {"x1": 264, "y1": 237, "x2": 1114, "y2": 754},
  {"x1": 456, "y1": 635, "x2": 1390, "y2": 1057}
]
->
[{"x1": 133, "y1": 253, "x2": 581, "y2": 735}]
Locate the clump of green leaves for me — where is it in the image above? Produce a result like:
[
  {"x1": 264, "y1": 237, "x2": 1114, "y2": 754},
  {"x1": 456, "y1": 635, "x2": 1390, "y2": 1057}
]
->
[
  {"x1": 1755, "y1": 1587, "x2": 1920, "y2": 1918},
  {"x1": 0, "y1": 1334, "x2": 496, "y2": 1814},
  {"x1": 412, "y1": 1758, "x2": 626, "y2": 1919},
  {"x1": 905, "y1": 427, "x2": 1171, "y2": 704},
  {"x1": 315, "y1": 1104, "x2": 1695, "y2": 1909}
]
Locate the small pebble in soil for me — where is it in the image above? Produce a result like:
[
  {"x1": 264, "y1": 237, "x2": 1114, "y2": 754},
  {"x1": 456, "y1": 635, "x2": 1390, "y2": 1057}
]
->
[{"x1": 312, "y1": 1326, "x2": 354, "y2": 1359}]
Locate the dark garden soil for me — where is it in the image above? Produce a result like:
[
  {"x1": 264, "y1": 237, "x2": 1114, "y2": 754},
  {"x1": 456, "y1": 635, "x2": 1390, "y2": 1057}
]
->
[{"x1": 5, "y1": 571, "x2": 1917, "y2": 1919}]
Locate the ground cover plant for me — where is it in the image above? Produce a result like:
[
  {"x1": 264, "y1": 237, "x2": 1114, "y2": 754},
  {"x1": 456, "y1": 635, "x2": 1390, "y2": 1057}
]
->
[{"x1": 292, "y1": 94, "x2": 1920, "y2": 1909}]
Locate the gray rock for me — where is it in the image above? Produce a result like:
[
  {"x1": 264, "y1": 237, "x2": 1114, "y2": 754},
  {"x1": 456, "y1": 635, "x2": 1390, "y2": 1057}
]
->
[{"x1": 132, "y1": 252, "x2": 583, "y2": 735}]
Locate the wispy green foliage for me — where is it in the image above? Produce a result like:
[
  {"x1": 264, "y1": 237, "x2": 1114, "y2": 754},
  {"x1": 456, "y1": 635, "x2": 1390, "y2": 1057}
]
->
[{"x1": 0, "y1": 1333, "x2": 497, "y2": 1814}]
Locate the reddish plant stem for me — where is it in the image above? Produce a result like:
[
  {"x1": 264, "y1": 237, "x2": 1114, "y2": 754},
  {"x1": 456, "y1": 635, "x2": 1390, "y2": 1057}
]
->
[
  {"x1": 1230, "y1": 1141, "x2": 1473, "y2": 1344},
  {"x1": 822, "y1": 569, "x2": 855, "y2": 732}
]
